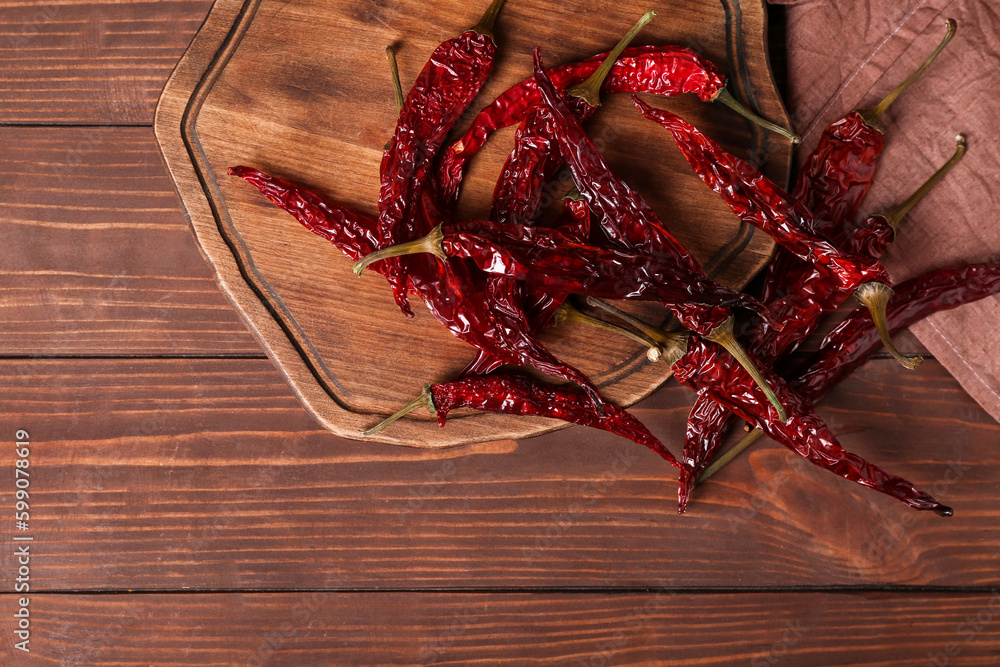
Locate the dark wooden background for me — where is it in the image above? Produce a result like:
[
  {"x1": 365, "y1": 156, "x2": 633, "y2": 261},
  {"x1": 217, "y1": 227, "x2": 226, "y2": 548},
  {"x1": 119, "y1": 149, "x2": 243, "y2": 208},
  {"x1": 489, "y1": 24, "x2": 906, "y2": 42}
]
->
[{"x1": 1, "y1": 1, "x2": 999, "y2": 664}]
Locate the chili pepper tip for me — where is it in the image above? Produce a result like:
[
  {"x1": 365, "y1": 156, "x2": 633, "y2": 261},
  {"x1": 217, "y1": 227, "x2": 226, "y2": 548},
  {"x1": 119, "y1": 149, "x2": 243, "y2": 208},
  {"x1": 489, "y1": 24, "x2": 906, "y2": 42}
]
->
[
  {"x1": 353, "y1": 225, "x2": 448, "y2": 276},
  {"x1": 934, "y1": 505, "x2": 954, "y2": 518},
  {"x1": 854, "y1": 282, "x2": 923, "y2": 370},
  {"x1": 361, "y1": 384, "x2": 435, "y2": 436},
  {"x1": 711, "y1": 87, "x2": 800, "y2": 144},
  {"x1": 567, "y1": 10, "x2": 657, "y2": 108},
  {"x1": 857, "y1": 18, "x2": 956, "y2": 133},
  {"x1": 469, "y1": 0, "x2": 508, "y2": 41},
  {"x1": 705, "y1": 317, "x2": 788, "y2": 423}
]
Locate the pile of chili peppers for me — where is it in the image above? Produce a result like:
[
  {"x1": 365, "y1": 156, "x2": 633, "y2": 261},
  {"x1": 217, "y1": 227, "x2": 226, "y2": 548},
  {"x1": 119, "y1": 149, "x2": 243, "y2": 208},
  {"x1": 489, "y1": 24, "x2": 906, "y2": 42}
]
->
[{"x1": 231, "y1": 2, "x2": 992, "y2": 518}]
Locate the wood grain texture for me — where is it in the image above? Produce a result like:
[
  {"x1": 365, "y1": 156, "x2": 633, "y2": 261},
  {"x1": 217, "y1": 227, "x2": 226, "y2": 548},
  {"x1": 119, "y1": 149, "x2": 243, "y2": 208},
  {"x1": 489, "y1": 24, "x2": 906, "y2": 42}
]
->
[
  {"x1": 154, "y1": 0, "x2": 795, "y2": 446},
  {"x1": 0, "y1": 0, "x2": 213, "y2": 124},
  {"x1": 0, "y1": 127, "x2": 261, "y2": 356},
  {"x1": 2, "y1": 591, "x2": 999, "y2": 665},
  {"x1": 1, "y1": 355, "x2": 997, "y2": 591}
]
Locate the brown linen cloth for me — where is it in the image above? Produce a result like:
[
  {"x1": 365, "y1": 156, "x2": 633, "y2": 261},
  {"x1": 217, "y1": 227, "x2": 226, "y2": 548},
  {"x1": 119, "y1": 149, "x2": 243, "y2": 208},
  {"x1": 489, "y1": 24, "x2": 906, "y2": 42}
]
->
[{"x1": 769, "y1": 0, "x2": 1000, "y2": 423}]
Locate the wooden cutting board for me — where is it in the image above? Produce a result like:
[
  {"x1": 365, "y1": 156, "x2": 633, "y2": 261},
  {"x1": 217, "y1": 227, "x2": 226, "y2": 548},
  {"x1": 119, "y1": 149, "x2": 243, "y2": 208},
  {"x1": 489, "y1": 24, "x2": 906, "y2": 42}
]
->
[{"x1": 154, "y1": 0, "x2": 793, "y2": 447}]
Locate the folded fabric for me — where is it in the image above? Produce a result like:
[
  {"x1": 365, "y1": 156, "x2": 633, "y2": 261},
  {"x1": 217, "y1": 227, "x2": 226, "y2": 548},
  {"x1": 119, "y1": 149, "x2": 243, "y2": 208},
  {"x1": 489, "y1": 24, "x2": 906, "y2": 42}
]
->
[{"x1": 769, "y1": 0, "x2": 1000, "y2": 422}]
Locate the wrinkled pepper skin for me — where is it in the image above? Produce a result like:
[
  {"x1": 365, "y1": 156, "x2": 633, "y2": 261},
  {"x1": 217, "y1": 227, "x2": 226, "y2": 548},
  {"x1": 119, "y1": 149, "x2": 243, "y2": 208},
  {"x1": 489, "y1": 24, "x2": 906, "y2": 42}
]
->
[
  {"x1": 439, "y1": 220, "x2": 773, "y2": 317},
  {"x1": 634, "y1": 99, "x2": 892, "y2": 292},
  {"x1": 229, "y1": 166, "x2": 381, "y2": 264},
  {"x1": 671, "y1": 338, "x2": 953, "y2": 516},
  {"x1": 532, "y1": 48, "x2": 735, "y2": 336},
  {"x1": 439, "y1": 45, "x2": 727, "y2": 210},
  {"x1": 761, "y1": 112, "x2": 885, "y2": 304},
  {"x1": 378, "y1": 29, "x2": 498, "y2": 317},
  {"x1": 431, "y1": 374, "x2": 680, "y2": 467}
]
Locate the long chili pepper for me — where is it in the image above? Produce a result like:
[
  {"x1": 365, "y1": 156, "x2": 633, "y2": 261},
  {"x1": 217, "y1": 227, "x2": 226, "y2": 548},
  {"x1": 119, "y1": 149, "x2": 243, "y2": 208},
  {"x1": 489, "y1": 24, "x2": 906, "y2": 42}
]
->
[
  {"x1": 361, "y1": 374, "x2": 682, "y2": 468},
  {"x1": 439, "y1": 44, "x2": 798, "y2": 212},
  {"x1": 376, "y1": 0, "x2": 507, "y2": 317},
  {"x1": 671, "y1": 335, "x2": 952, "y2": 515},
  {"x1": 676, "y1": 135, "x2": 967, "y2": 509},
  {"x1": 578, "y1": 297, "x2": 951, "y2": 515},
  {"x1": 760, "y1": 19, "x2": 956, "y2": 305},
  {"x1": 353, "y1": 220, "x2": 775, "y2": 319},
  {"x1": 700, "y1": 262, "x2": 1000, "y2": 485},
  {"x1": 635, "y1": 99, "x2": 925, "y2": 373},
  {"x1": 229, "y1": 166, "x2": 381, "y2": 264},
  {"x1": 530, "y1": 47, "x2": 788, "y2": 421}
]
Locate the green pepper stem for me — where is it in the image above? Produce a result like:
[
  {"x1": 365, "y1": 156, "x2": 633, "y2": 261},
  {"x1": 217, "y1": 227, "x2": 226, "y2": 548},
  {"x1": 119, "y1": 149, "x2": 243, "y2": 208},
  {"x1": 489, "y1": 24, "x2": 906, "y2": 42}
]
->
[
  {"x1": 696, "y1": 427, "x2": 765, "y2": 485},
  {"x1": 361, "y1": 384, "x2": 435, "y2": 436},
  {"x1": 555, "y1": 301, "x2": 664, "y2": 360},
  {"x1": 386, "y1": 46, "x2": 404, "y2": 113},
  {"x1": 705, "y1": 316, "x2": 788, "y2": 423},
  {"x1": 563, "y1": 184, "x2": 584, "y2": 202},
  {"x1": 353, "y1": 225, "x2": 447, "y2": 276},
  {"x1": 857, "y1": 18, "x2": 956, "y2": 133},
  {"x1": 583, "y1": 297, "x2": 689, "y2": 366},
  {"x1": 712, "y1": 86, "x2": 800, "y2": 144},
  {"x1": 854, "y1": 281, "x2": 923, "y2": 370},
  {"x1": 469, "y1": 0, "x2": 508, "y2": 41},
  {"x1": 875, "y1": 134, "x2": 966, "y2": 231},
  {"x1": 567, "y1": 10, "x2": 657, "y2": 108}
]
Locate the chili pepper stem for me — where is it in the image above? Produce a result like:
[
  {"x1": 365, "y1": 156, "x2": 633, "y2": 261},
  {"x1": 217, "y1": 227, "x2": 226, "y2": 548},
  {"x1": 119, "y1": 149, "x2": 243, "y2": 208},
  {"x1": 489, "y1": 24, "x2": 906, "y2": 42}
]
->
[
  {"x1": 874, "y1": 134, "x2": 967, "y2": 231},
  {"x1": 353, "y1": 224, "x2": 447, "y2": 276},
  {"x1": 469, "y1": 0, "x2": 508, "y2": 41},
  {"x1": 584, "y1": 297, "x2": 689, "y2": 365},
  {"x1": 361, "y1": 384, "x2": 435, "y2": 436},
  {"x1": 696, "y1": 428, "x2": 765, "y2": 485},
  {"x1": 386, "y1": 46, "x2": 404, "y2": 113},
  {"x1": 555, "y1": 302, "x2": 664, "y2": 361},
  {"x1": 854, "y1": 282, "x2": 923, "y2": 370},
  {"x1": 857, "y1": 18, "x2": 957, "y2": 132},
  {"x1": 712, "y1": 86, "x2": 800, "y2": 144},
  {"x1": 705, "y1": 317, "x2": 788, "y2": 422},
  {"x1": 566, "y1": 10, "x2": 657, "y2": 108}
]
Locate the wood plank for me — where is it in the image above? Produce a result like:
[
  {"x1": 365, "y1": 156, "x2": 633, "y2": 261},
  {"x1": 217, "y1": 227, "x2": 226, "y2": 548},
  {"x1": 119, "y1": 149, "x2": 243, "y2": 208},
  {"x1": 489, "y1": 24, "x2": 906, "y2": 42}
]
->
[
  {"x1": 0, "y1": 126, "x2": 260, "y2": 355},
  {"x1": 2, "y1": 591, "x2": 999, "y2": 665},
  {"x1": 0, "y1": 0, "x2": 212, "y2": 124},
  {"x1": 1, "y1": 356, "x2": 997, "y2": 591}
]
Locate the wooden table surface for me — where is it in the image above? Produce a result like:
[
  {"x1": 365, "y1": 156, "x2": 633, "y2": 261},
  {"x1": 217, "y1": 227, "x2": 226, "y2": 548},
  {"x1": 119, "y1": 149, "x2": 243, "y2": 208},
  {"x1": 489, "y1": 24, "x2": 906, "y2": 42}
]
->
[{"x1": 2, "y1": 1, "x2": 999, "y2": 665}]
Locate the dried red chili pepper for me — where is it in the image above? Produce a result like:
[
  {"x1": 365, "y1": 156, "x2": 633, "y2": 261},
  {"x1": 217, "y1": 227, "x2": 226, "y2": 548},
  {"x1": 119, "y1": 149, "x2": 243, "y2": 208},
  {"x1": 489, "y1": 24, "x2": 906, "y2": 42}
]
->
[
  {"x1": 228, "y1": 166, "x2": 381, "y2": 264},
  {"x1": 353, "y1": 220, "x2": 774, "y2": 322},
  {"x1": 362, "y1": 373, "x2": 681, "y2": 468},
  {"x1": 700, "y1": 262, "x2": 1000, "y2": 485},
  {"x1": 675, "y1": 134, "x2": 967, "y2": 509},
  {"x1": 529, "y1": 48, "x2": 787, "y2": 420},
  {"x1": 670, "y1": 334, "x2": 952, "y2": 515},
  {"x1": 760, "y1": 19, "x2": 956, "y2": 305},
  {"x1": 377, "y1": 0, "x2": 508, "y2": 317},
  {"x1": 439, "y1": 44, "x2": 797, "y2": 212},
  {"x1": 635, "y1": 98, "x2": 925, "y2": 373}
]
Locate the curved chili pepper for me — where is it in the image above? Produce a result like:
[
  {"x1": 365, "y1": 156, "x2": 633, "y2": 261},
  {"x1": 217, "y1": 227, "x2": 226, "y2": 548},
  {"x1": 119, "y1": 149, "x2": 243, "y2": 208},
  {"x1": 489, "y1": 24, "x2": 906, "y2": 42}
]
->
[
  {"x1": 377, "y1": 0, "x2": 507, "y2": 317},
  {"x1": 760, "y1": 18, "x2": 956, "y2": 305},
  {"x1": 700, "y1": 262, "x2": 1000, "y2": 486},
  {"x1": 362, "y1": 374, "x2": 681, "y2": 468},
  {"x1": 528, "y1": 49, "x2": 787, "y2": 419}
]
